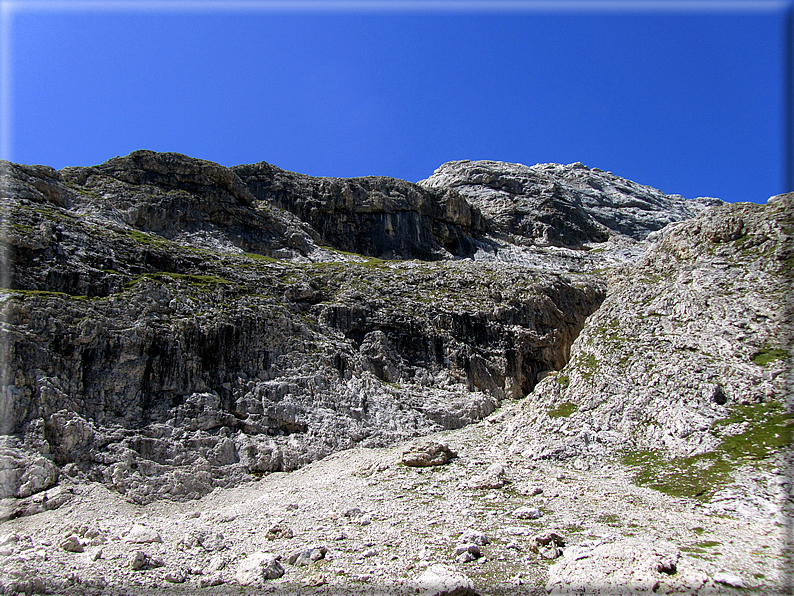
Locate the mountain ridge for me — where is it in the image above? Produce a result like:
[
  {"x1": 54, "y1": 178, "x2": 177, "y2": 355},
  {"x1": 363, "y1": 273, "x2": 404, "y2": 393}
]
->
[{"x1": 0, "y1": 151, "x2": 790, "y2": 594}]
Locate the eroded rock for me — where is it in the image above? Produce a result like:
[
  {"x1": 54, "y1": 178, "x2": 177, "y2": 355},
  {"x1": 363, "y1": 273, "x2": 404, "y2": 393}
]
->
[{"x1": 401, "y1": 441, "x2": 458, "y2": 467}]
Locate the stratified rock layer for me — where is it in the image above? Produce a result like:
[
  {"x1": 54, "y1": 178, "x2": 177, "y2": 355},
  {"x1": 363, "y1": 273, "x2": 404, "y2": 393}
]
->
[
  {"x1": 418, "y1": 159, "x2": 719, "y2": 247},
  {"x1": 1, "y1": 152, "x2": 622, "y2": 504},
  {"x1": 3, "y1": 151, "x2": 787, "y2": 517}
]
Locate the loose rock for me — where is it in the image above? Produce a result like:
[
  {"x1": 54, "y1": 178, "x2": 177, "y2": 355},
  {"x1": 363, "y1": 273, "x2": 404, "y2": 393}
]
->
[
  {"x1": 415, "y1": 563, "x2": 477, "y2": 595},
  {"x1": 236, "y1": 551, "x2": 285, "y2": 585},
  {"x1": 401, "y1": 441, "x2": 458, "y2": 467},
  {"x1": 513, "y1": 506, "x2": 543, "y2": 520},
  {"x1": 125, "y1": 525, "x2": 162, "y2": 544},
  {"x1": 287, "y1": 545, "x2": 327, "y2": 566},
  {"x1": 60, "y1": 535, "x2": 83, "y2": 553}
]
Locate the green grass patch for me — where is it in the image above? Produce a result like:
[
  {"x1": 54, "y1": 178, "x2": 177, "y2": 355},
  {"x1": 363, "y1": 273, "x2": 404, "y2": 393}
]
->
[
  {"x1": 579, "y1": 353, "x2": 598, "y2": 381},
  {"x1": 548, "y1": 401, "x2": 578, "y2": 418},
  {"x1": 622, "y1": 401, "x2": 793, "y2": 500},
  {"x1": 126, "y1": 272, "x2": 234, "y2": 289},
  {"x1": 0, "y1": 288, "x2": 95, "y2": 301},
  {"x1": 751, "y1": 347, "x2": 789, "y2": 366},
  {"x1": 694, "y1": 540, "x2": 721, "y2": 548},
  {"x1": 126, "y1": 229, "x2": 170, "y2": 247},
  {"x1": 596, "y1": 513, "x2": 622, "y2": 526},
  {"x1": 241, "y1": 252, "x2": 281, "y2": 263}
]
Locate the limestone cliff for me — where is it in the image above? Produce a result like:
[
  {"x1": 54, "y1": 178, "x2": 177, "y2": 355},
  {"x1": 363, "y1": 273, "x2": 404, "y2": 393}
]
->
[
  {"x1": 2, "y1": 151, "x2": 787, "y2": 512},
  {"x1": 501, "y1": 194, "x2": 792, "y2": 516}
]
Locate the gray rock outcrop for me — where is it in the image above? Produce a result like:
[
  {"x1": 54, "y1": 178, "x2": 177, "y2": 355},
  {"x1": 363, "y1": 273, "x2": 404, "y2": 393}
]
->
[
  {"x1": 4, "y1": 149, "x2": 779, "y2": 517},
  {"x1": 419, "y1": 159, "x2": 719, "y2": 247},
  {"x1": 502, "y1": 194, "x2": 793, "y2": 511}
]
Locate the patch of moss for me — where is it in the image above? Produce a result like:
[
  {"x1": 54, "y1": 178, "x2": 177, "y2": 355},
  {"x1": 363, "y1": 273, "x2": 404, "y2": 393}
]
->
[
  {"x1": 694, "y1": 540, "x2": 722, "y2": 548},
  {"x1": 1, "y1": 288, "x2": 95, "y2": 301},
  {"x1": 126, "y1": 229, "x2": 169, "y2": 247},
  {"x1": 548, "y1": 401, "x2": 578, "y2": 418},
  {"x1": 622, "y1": 401, "x2": 793, "y2": 500},
  {"x1": 242, "y1": 252, "x2": 281, "y2": 263},
  {"x1": 126, "y1": 272, "x2": 233, "y2": 289},
  {"x1": 65, "y1": 182, "x2": 103, "y2": 199},
  {"x1": 751, "y1": 347, "x2": 788, "y2": 366},
  {"x1": 579, "y1": 353, "x2": 598, "y2": 380}
]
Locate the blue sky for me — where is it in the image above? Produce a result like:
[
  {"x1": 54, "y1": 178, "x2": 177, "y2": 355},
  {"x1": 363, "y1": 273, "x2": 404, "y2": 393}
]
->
[{"x1": 3, "y1": 0, "x2": 792, "y2": 204}]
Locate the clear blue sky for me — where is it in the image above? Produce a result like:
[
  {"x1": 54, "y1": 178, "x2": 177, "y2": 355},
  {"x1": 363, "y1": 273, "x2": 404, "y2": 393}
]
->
[{"x1": 4, "y1": 1, "x2": 792, "y2": 204}]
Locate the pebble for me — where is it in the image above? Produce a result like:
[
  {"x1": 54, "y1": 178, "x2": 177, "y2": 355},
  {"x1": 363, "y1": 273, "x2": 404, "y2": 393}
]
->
[
  {"x1": 199, "y1": 572, "x2": 224, "y2": 588},
  {"x1": 456, "y1": 551, "x2": 476, "y2": 564},
  {"x1": 401, "y1": 441, "x2": 457, "y2": 467},
  {"x1": 459, "y1": 529, "x2": 489, "y2": 546},
  {"x1": 713, "y1": 572, "x2": 747, "y2": 588},
  {"x1": 125, "y1": 525, "x2": 162, "y2": 544},
  {"x1": 236, "y1": 551, "x2": 285, "y2": 584},
  {"x1": 265, "y1": 524, "x2": 293, "y2": 540},
  {"x1": 164, "y1": 568, "x2": 187, "y2": 583},
  {"x1": 513, "y1": 506, "x2": 543, "y2": 519},
  {"x1": 287, "y1": 545, "x2": 328, "y2": 566},
  {"x1": 60, "y1": 536, "x2": 84, "y2": 553},
  {"x1": 454, "y1": 544, "x2": 481, "y2": 557},
  {"x1": 128, "y1": 550, "x2": 147, "y2": 571},
  {"x1": 204, "y1": 554, "x2": 226, "y2": 574},
  {"x1": 415, "y1": 563, "x2": 476, "y2": 595}
]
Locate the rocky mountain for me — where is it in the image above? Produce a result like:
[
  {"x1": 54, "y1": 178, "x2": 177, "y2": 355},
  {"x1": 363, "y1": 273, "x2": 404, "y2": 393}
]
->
[{"x1": 0, "y1": 151, "x2": 790, "y2": 594}]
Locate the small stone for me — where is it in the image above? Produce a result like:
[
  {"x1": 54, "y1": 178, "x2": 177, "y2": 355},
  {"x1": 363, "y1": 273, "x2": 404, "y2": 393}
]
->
[
  {"x1": 456, "y1": 551, "x2": 476, "y2": 564},
  {"x1": 528, "y1": 532, "x2": 565, "y2": 560},
  {"x1": 236, "y1": 551, "x2": 285, "y2": 584},
  {"x1": 125, "y1": 525, "x2": 162, "y2": 544},
  {"x1": 362, "y1": 548, "x2": 377, "y2": 558},
  {"x1": 0, "y1": 533, "x2": 18, "y2": 547},
  {"x1": 164, "y1": 568, "x2": 187, "y2": 583},
  {"x1": 199, "y1": 572, "x2": 224, "y2": 588},
  {"x1": 128, "y1": 550, "x2": 148, "y2": 570},
  {"x1": 198, "y1": 531, "x2": 228, "y2": 551},
  {"x1": 60, "y1": 535, "x2": 84, "y2": 553},
  {"x1": 459, "y1": 530, "x2": 489, "y2": 546},
  {"x1": 265, "y1": 524, "x2": 293, "y2": 541},
  {"x1": 454, "y1": 543, "x2": 480, "y2": 557},
  {"x1": 714, "y1": 572, "x2": 746, "y2": 588},
  {"x1": 204, "y1": 554, "x2": 226, "y2": 574},
  {"x1": 303, "y1": 573, "x2": 326, "y2": 587},
  {"x1": 288, "y1": 545, "x2": 328, "y2": 566},
  {"x1": 416, "y1": 563, "x2": 476, "y2": 595},
  {"x1": 513, "y1": 506, "x2": 543, "y2": 520},
  {"x1": 401, "y1": 441, "x2": 458, "y2": 467},
  {"x1": 468, "y1": 463, "x2": 508, "y2": 489}
]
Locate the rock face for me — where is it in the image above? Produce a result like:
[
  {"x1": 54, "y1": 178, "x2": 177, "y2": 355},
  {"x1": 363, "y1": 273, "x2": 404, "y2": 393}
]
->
[
  {"x1": 0, "y1": 151, "x2": 619, "y2": 504},
  {"x1": 232, "y1": 160, "x2": 486, "y2": 260},
  {"x1": 4, "y1": 150, "x2": 784, "y2": 515},
  {"x1": 502, "y1": 194, "x2": 793, "y2": 511},
  {"x1": 418, "y1": 159, "x2": 719, "y2": 247}
]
